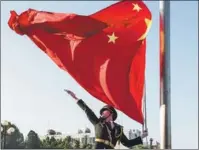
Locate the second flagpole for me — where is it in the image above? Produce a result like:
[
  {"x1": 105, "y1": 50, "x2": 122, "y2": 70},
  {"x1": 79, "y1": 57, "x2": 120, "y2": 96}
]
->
[{"x1": 159, "y1": 1, "x2": 172, "y2": 149}]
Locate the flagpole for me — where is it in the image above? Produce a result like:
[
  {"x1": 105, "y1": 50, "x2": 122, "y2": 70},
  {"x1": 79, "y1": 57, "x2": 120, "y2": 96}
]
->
[
  {"x1": 142, "y1": 81, "x2": 148, "y2": 146},
  {"x1": 144, "y1": 85, "x2": 148, "y2": 146},
  {"x1": 159, "y1": 1, "x2": 172, "y2": 149}
]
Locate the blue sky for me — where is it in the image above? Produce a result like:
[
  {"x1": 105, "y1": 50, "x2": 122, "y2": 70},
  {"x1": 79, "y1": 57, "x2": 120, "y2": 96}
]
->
[{"x1": 1, "y1": 1, "x2": 198, "y2": 149}]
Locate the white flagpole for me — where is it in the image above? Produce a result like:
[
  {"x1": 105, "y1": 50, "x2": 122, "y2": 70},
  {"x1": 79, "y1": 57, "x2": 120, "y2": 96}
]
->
[
  {"x1": 159, "y1": 1, "x2": 172, "y2": 149},
  {"x1": 143, "y1": 85, "x2": 148, "y2": 146},
  {"x1": 142, "y1": 81, "x2": 148, "y2": 147}
]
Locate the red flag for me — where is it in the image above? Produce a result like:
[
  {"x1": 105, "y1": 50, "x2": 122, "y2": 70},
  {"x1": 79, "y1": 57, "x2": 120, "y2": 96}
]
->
[{"x1": 8, "y1": 1, "x2": 152, "y2": 124}]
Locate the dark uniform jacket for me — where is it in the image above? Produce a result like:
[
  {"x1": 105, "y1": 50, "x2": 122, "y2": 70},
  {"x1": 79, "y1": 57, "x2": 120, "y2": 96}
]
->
[{"x1": 77, "y1": 99, "x2": 143, "y2": 149}]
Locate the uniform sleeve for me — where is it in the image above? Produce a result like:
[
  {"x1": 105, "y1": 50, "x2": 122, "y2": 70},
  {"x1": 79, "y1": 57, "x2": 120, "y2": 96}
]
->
[
  {"x1": 77, "y1": 99, "x2": 99, "y2": 125},
  {"x1": 120, "y1": 128, "x2": 143, "y2": 148}
]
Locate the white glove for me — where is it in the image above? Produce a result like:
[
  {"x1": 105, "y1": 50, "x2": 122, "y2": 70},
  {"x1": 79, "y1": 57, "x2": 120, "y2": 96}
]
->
[
  {"x1": 64, "y1": 89, "x2": 79, "y2": 101},
  {"x1": 141, "y1": 130, "x2": 148, "y2": 139}
]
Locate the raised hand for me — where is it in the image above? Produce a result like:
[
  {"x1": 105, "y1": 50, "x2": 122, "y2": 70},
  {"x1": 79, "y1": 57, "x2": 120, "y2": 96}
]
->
[
  {"x1": 141, "y1": 130, "x2": 148, "y2": 139},
  {"x1": 64, "y1": 89, "x2": 79, "y2": 101}
]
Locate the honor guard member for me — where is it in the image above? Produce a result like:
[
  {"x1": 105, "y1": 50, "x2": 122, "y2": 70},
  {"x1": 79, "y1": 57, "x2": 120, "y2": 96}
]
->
[{"x1": 65, "y1": 89, "x2": 148, "y2": 149}]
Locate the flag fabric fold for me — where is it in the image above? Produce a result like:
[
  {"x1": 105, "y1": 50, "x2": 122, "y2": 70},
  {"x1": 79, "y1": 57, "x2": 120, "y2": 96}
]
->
[{"x1": 8, "y1": 0, "x2": 152, "y2": 124}]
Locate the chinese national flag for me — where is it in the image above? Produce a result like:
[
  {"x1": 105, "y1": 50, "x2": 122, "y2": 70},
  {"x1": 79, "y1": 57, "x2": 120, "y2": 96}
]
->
[{"x1": 8, "y1": 0, "x2": 152, "y2": 124}]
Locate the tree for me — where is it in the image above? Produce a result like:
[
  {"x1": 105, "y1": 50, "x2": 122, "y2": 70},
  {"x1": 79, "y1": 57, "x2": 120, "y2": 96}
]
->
[
  {"x1": 73, "y1": 139, "x2": 80, "y2": 149},
  {"x1": 41, "y1": 136, "x2": 51, "y2": 149},
  {"x1": 1, "y1": 121, "x2": 25, "y2": 149},
  {"x1": 132, "y1": 144, "x2": 149, "y2": 149},
  {"x1": 49, "y1": 136, "x2": 58, "y2": 148},
  {"x1": 81, "y1": 144, "x2": 88, "y2": 149},
  {"x1": 86, "y1": 143, "x2": 93, "y2": 149},
  {"x1": 41, "y1": 136, "x2": 57, "y2": 149},
  {"x1": 16, "y1": 133, "x2": 25, "y2": 148},
  {"x1": 81, "y1": 143, "x2": 93, "y2": 149},
  {"x1": 55, "y1": 139, "x2": 65, "y2": 149},
  {"x1": 41, "y1": 136, "x2": 69, "y2": 149},
  {"x1": 25, "y1": 130, "x2": 41, "y2": 149},
  {"x1": 63, "y1": 136, "x2": 73, "y2": 149}
]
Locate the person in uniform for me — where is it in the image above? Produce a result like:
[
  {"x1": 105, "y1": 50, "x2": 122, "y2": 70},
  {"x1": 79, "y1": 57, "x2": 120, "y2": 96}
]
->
[{"x1": 65, "y1": 89, "x2": 148, "y2": 149}]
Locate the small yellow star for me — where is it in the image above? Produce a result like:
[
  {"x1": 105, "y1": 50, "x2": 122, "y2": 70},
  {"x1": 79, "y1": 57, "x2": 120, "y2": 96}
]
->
[
  {"x1": 132, "y1": 3, "x2": 142, "y2": 12},
  {"x1": 107, "y1": 32, "x2": 118, "y2": 44},
  {"x1": 137, "y1": 18, "x2": 152, "y2": 41}
]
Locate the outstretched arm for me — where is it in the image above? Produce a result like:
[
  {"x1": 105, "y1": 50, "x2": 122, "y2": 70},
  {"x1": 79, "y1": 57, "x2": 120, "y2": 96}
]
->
[
  {"x1": 77, "y1": 99, "x2": 99, "y2": 125},
  {"x1": 64, "y1": 89, "x2": 99, "y2": 125},
  {"x1": 119, "y1": 128, "x2": 148, "y2": 148}
]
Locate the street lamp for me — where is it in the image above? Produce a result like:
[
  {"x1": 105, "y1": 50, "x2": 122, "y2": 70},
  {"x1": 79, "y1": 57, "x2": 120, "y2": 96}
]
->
[
  {"x1": 1, "y1": 125, "x2": 3, "y2": 148},
  {"x1": 1, "y1": 121, "x2": 15, "y2": 149},
  {"x1": 7, "y1": 127, "x2": 15, "y2": 135},
  {"x1": 150, "y1": 138, "x2": 153, "y2": 149},
  {"x1": 2, "y1": 121, "x2": 9, "y2": 126}
]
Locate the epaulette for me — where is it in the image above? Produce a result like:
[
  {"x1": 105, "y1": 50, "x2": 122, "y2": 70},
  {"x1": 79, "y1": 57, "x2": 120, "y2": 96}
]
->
[{"x1": 114, "y1": 122, "x2": 123, "y2": 128}]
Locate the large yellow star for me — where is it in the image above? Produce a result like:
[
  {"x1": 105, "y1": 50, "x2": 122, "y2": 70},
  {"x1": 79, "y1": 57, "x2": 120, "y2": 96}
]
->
[
  {"x1": 107, "y1": 32, "x2": 118, "y2": 44},
  {"x1": 137, "y1": 18, "x2": 152, "y2": 41},
  {"x1": 132, "y1": 3, "x2": 142, "y2": 12}
]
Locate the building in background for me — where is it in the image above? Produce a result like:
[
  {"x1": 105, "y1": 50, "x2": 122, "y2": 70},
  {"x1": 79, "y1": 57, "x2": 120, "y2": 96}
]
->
[
  {"x1": 40, "y1": 128, "x2": 159, "y2": 149},
  {"x1": 40, "y1": 127, "x2": 95, "y2": 147}
]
